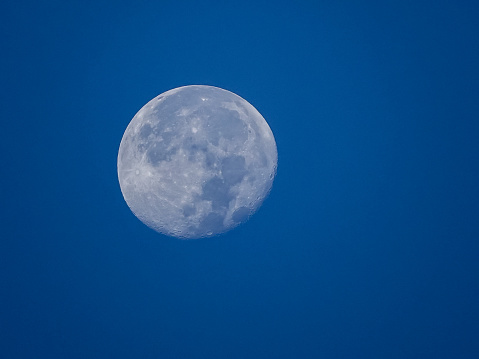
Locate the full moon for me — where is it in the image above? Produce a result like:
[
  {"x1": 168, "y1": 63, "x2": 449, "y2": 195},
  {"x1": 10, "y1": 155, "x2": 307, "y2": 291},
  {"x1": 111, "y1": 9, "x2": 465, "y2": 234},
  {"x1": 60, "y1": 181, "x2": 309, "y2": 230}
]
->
[{"x1": 117, "y1": 85, "x2": 278, "y2": 239}]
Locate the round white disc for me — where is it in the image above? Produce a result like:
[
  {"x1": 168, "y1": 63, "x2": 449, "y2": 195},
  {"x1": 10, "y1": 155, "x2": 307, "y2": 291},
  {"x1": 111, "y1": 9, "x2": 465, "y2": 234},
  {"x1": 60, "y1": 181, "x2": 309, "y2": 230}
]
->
[{"x1": 118, "y1": 85, "x2": 277, "y2": 239}]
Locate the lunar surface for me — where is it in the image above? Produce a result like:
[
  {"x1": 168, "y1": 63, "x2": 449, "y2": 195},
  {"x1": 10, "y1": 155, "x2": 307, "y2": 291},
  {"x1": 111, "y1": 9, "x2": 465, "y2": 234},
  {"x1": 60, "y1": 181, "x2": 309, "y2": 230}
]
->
[{"x1": 117, "y1": 85, "x2": 277, "y2": 239}]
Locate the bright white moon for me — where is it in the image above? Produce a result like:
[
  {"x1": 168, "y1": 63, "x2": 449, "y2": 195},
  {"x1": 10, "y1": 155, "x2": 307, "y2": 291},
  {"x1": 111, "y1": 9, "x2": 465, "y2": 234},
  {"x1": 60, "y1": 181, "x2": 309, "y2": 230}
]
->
[{"x1": 117, "y1": 85, "x2": 277, "y2": 239}]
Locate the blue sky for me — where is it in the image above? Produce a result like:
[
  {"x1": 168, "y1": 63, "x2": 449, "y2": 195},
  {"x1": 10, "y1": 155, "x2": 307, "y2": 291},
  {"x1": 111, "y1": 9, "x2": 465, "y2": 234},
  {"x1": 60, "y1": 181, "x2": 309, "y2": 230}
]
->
[{"x1": 1, "y1": 1, "x2": 479, "y2": 358}]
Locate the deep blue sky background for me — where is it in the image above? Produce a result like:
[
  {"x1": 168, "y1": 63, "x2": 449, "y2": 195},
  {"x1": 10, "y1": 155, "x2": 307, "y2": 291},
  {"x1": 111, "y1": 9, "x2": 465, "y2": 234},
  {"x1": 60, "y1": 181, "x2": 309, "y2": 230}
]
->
[{"x1": 1, "y1": 1, "x2": 479, "y2": 358}]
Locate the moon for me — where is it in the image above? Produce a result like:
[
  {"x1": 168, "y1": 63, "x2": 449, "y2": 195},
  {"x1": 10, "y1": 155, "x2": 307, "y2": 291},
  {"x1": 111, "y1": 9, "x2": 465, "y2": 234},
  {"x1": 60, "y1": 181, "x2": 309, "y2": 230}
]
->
[{"x1": 117, "y1": 85, "x2": 277, "y2": 239}]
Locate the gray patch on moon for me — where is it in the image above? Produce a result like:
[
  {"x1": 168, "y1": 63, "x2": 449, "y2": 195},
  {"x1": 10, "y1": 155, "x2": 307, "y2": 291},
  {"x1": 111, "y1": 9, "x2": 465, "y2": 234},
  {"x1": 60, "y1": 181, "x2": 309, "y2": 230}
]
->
[
  {"x1": 232, "y1": 207, "x2": 251, "y2": 223},
  {"x1": 147, "y1": 142, "x2": 177, "y2": 164},
  {"x1": 202, "y1": 176, "x2": 233, "y2": 210},
  {"x1": 182, "y1": 204, "x2": 196, "y2": 217},
  {"x1": 221, "y1": 155, "x2": 246, "y2": 185},
  {"x1": 198, "y1": 212, "x2": 225, "y2": 234},
  {"x1": 139, "y1": 124, "x2": 153, "y2": 138}
]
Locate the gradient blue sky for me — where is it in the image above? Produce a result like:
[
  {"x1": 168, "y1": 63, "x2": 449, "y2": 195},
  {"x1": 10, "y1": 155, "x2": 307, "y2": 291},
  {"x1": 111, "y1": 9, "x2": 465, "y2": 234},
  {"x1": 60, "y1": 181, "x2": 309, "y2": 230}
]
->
[{"x1": 2, "y1": 1, "x2": 479, "y2": 358}]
